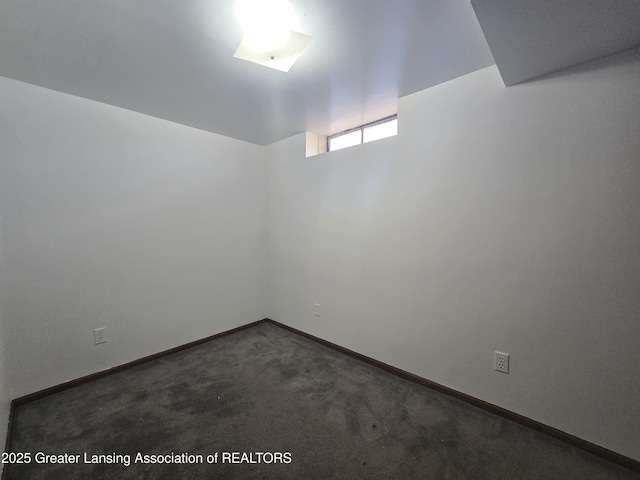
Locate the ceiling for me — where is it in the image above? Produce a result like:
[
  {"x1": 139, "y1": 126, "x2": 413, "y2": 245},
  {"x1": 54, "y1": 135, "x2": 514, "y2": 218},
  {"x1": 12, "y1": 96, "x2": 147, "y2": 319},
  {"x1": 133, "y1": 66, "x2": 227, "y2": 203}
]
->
[
  {"x1": 0, "y1": 1, "x2": 638, "y2": 145},
  {"x1": 472, "y1": 0, "x2": 640, "y2": 86}
]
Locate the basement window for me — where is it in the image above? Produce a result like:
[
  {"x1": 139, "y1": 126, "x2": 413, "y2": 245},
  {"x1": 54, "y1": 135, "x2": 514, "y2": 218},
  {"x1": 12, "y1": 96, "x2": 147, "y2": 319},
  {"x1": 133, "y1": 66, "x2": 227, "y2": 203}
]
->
[{"x1": 328, "y1": 115, "x2": 397, "y2": 152}]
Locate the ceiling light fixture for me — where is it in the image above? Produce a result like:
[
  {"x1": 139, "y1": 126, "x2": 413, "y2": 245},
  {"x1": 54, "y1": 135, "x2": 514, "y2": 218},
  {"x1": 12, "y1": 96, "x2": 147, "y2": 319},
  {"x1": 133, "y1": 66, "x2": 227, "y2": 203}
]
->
[
  {"x1": 233, "y1": 0, "x2": 312, "y2": 72},
  {"x1": 235, "y1": 0, "x2": 294, "y2": 51}
]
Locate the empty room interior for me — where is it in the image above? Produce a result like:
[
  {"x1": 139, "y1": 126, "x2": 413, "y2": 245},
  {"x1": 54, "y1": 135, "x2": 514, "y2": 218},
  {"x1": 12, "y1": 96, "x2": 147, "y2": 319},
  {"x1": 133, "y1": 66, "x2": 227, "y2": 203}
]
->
[{"x1": 1, "y1": 0, "x2": 640, "y2": 478}]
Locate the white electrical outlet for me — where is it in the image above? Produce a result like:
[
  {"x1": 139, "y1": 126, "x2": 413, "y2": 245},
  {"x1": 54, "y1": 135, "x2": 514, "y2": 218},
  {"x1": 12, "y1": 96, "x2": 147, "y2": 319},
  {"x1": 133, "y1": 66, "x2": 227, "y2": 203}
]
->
[
  {"x1": 494, "y1": 351, "x2": 509, "y2": 374},
  {"x1": 94, "y1": 327, "x2": 106, "y2": 345},
  {"x1": 314, "y1": 303, "x2": 320, "y2": 317}
]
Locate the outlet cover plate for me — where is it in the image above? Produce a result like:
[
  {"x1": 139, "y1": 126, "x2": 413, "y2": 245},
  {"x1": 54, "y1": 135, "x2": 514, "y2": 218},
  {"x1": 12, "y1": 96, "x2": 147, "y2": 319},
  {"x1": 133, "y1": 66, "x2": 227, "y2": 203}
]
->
[
  {"x1": 94, "y1": 327, "x2": 106, "y2": 345},
  {"x1": 494, "y1": 351, "x2": 509, "y2": 374}
]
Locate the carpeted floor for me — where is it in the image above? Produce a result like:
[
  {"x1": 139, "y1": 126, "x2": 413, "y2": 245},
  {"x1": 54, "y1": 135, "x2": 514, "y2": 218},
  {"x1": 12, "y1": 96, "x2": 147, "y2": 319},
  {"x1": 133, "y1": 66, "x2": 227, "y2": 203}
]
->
[{"x1": 5, "y1": 322, "x2": 638, "y2": 479}]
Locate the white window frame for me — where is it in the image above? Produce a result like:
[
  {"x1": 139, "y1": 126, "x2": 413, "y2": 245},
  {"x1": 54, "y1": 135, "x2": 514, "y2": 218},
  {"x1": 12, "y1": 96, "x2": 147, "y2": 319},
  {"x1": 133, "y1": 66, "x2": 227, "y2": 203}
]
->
[{"x1": 327, "y1": 115, "x2": 397, "y2": 152}]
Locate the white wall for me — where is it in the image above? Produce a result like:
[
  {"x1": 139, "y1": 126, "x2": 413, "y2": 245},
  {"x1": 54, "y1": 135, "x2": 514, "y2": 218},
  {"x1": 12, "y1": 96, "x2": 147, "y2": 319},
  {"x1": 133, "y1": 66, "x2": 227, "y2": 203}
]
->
[
  {"x1": 0, "y1": 216, "x2": 11, "y2": 461},
  {"x1": 1, "y1": 45, "x2": 639, "y2": 464},
  {"x1": 0, "y1": 76, "x2": 267, "y2": 398},
  {"x1": 0, "y1": 327, "x2": 8, "y2": 476},
  {"x1": 266, "y1": 49, "x2": 640, "y2": 461}
]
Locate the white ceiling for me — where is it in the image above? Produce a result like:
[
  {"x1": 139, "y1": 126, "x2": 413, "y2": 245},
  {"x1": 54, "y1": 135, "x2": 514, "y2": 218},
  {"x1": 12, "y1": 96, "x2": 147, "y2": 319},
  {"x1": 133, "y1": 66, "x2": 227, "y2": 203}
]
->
[
  {"x1": 0, "y1": 1, "x2": 638, "y2": 145},
  {"x1": 0, "y1": 0, "x2": 494, "y2": 145},
  {"x1": 472, "y1": 0, "x2": 640, "y2": 86}
]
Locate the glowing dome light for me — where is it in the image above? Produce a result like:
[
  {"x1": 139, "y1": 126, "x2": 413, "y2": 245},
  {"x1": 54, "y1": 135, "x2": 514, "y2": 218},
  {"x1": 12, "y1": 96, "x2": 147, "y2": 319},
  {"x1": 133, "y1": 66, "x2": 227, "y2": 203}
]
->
[
  {"x1": 233, "y1": 0, "x2": 312, "y2": 72},
  {"x1": 235, "y1": 0, "x2": 296, "y2": 52}
]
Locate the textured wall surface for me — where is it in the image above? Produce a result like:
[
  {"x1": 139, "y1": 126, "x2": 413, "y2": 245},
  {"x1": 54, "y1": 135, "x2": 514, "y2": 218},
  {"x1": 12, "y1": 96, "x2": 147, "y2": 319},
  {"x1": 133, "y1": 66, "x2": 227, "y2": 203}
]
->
[
  {"x1": 0, "y1": 76, "x2": 268, "y2": 398},
  {"x1": 267, "y1": 50, "x2": 640, "y2": 460}
]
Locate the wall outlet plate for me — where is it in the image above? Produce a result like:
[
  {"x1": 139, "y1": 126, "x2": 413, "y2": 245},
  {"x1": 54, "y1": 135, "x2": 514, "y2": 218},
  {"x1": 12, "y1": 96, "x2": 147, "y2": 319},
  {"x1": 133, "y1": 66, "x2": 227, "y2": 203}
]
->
[
  {"x1": 313, "y1": 303, "x2": 320, "y2": 317},
  {"x1": 94, "y1": 327, "x2": 106, "y2": 345},
  {"x1": 494, "y1": 351, "x2": 509, "y2": 373}
]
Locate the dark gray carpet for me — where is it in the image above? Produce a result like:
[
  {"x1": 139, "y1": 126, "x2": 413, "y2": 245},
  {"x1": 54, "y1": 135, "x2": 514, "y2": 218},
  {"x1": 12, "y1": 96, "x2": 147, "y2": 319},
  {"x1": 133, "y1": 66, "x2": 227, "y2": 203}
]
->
[{"x1": 5, "y1": 322, "x2": 638, "y2": 479}]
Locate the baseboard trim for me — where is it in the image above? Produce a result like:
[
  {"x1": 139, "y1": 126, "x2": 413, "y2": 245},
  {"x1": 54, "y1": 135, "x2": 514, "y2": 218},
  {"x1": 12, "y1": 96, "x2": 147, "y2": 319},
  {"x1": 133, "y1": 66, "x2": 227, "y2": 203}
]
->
[
  {"x1": 266, "y1": 318, "x2": 640, "y2": 473},
  {"x1": 6, "y1": 317, "x2": 638, "y2": 473},
  {"x1": 12, "y1": 319, "x2": 267, "y2": 408}
]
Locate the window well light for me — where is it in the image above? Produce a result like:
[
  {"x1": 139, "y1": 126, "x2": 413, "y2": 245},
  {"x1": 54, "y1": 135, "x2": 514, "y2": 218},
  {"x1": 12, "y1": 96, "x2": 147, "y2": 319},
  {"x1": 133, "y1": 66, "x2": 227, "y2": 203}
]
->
[
  {"x1": 233, "y1": 0, "x2": 312, "y2": 72},
  {"x1": 328, "y1": 116, "x2": 398, "y2": 152}
]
